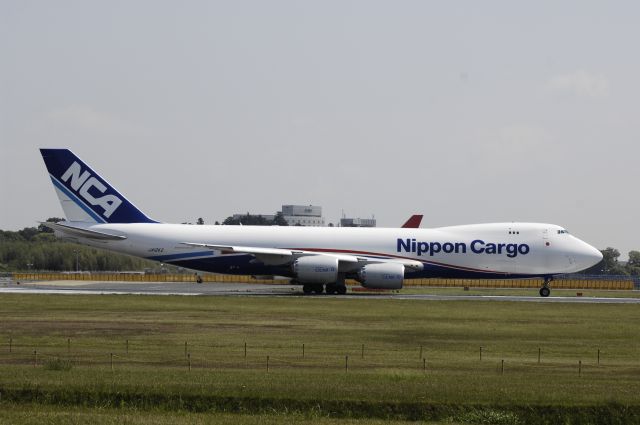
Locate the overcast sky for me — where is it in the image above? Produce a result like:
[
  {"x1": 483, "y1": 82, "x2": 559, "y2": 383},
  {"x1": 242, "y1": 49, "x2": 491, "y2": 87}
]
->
[{"x1": 1, "y1": 1, "x2": 638, "y2": 257}]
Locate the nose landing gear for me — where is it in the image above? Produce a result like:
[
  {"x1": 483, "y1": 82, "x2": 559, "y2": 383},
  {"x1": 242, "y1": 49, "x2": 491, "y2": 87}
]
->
[{"x1": 539, "y1": 276, "x2": 552, "y2": 297}]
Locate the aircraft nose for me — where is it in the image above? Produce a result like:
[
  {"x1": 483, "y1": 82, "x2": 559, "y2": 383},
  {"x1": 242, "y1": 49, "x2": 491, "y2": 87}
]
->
[
  {"x1": 574, "y1": 241, "x2": 603, "y2": 270},
  {"x1": 592, "y1": 246, "x2": 603, "y2": 263}
]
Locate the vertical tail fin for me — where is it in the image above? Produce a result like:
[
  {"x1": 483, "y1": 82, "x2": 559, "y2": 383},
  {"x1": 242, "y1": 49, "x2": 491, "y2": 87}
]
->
[
  {"x1": 401, "y1": 214, "x2": 423, "y2": 228},
  {"x1": 40, "y1": 149, "x2": 157, "y2": 224}
]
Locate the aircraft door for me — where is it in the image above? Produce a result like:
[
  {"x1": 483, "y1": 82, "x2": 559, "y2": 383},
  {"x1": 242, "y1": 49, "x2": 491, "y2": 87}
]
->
[{"x1": 541, "y1": 228, "x2": 551, "y2": 268}]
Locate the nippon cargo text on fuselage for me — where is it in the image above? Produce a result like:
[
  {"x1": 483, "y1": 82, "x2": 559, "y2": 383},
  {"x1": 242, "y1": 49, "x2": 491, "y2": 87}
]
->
[{"x1": 397, "y1": 239, "x2": 530, "y2": 258}]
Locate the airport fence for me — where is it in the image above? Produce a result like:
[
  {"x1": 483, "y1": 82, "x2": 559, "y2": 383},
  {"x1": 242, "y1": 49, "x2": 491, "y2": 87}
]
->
[
  {"x1": 8, "y1": 272, "x2": 636, "y2": 290},
  {"x1": 0, "y1": 335, "x2": 618, "y2": 377}
]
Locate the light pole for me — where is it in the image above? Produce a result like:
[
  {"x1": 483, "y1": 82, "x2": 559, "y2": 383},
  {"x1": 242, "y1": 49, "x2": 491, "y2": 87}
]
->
[{"x1": 73, "y1": 250, "x2": 79, "y2": 272}]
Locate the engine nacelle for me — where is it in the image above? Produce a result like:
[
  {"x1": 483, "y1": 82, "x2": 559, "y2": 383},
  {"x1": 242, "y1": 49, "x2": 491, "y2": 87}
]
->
[
  {"x1": 356, "y1": 263, "x2": 405, "y2": 289},
  {"x1": 292, "y1": 256, "x2": 339, "y2": 284}
]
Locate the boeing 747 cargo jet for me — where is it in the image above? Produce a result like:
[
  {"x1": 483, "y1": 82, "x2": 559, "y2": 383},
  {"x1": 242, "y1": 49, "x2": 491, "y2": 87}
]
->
[{"x1": 39, "y1": 149, "x2": 602, "y2": 296}]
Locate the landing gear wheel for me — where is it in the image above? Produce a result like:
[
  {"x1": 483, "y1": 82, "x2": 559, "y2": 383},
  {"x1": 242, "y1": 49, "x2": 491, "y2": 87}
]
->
[
  {"x1": 303, "y1": 284, "x2": 313, "y2": 294},
  {"x1": 195, "y1": 275, "x2": 203, "y2": 284},
  {"x1": 334, "y1": 273, "x2": 347, "y2": 296},
  {"x1": 312, "y1": 284, "x2": 324, "y2": 295},
  {"x1": 325, "y1": 283, "x2": 336, "y2": 295},
  {"x1": 539, "y1": 276, "x2": 552, "y2": 297}
]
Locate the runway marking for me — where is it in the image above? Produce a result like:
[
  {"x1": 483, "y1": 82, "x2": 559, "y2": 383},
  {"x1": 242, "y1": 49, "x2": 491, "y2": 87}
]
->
[
  {"x1": 0, "y1": 288, "x2": 201, "y2": 296},
  {"x1": 392, "y1": 294, "x2": 640, "y2": 304},
  {"x1": 1, "y1": 285, "x2": 639, "y2": 303}
]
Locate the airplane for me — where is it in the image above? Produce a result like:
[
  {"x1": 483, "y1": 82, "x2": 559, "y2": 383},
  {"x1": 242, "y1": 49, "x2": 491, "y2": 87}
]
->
[{"x1": 39, "y1": 149, "x2": 603, "y2": 297}]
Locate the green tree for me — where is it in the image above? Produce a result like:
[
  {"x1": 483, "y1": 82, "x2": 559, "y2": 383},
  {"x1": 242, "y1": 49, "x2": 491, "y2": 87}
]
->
[
  {"x1": 600, "y1": 247, "x2": 628, "y2": 275},
  {"x1": 222, "y1": 216, "x2": 241, "y2": 225},
  {"x1": 626, "y1": 250, "x2": 640, "y2": 276},
  {"x1": 222, "y1": 214, "x2": 271, "y2": 226},
  {"x1": 18, "y1": 227, "x2": 39, "y2": 241},
  {"x1": 273, "y1": 212, "x2": 289, "y2": 226}
]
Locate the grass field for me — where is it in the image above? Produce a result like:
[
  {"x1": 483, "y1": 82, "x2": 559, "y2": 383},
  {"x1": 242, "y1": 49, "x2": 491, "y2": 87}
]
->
[
  {"x1": 0, "y1": 404, "x2": 456, "y2": 425},
  {"x1": 1, "y1": 294, "x2": 639, "y2": 424}
]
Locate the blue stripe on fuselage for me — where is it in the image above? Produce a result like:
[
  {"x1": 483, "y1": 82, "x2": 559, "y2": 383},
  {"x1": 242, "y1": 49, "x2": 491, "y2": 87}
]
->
[{"x1": 147, "y1": 251, "x2": 215, "y2": 262}]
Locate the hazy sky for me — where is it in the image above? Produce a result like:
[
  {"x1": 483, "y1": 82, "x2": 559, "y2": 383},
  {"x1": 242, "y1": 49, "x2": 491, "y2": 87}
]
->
[{"x1": 1, "y1": 1, "x2": 638, "y2": 257}]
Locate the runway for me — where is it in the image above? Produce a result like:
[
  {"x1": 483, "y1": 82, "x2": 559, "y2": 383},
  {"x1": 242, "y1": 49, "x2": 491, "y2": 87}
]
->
[{"x1": 1, "y1": 279, "x2": 639, "y2": 303}]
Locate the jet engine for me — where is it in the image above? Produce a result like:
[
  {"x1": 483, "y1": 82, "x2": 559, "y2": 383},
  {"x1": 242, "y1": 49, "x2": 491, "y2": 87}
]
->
[
  {"x1": 356, "y1": 263, "x2": 405, "y2": 289},
  {"x1": 292, "y1": 256, "x2": 339, "y2": 284}
]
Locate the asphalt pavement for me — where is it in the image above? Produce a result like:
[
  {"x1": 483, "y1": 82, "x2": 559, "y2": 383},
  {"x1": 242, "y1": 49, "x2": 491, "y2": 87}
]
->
[{"x1": 1, "y1": 279, "x2": 639, "y2": 303}]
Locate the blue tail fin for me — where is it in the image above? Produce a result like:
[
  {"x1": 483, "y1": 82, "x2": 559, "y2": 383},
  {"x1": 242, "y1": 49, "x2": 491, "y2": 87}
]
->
[{"x1": 40, "y1": 149, "x2": 157, "y2": 224}]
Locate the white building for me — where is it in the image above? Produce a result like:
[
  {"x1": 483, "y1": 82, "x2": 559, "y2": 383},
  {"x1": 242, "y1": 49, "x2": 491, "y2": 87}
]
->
[
  {"x1": 340, "y1": 217, "x2": 377, "y2": 227},
  {"x1": 229, "y1": 205, "x2": 325, "y2": 226},
  {"x1": 282, "y1": 205, "x2": 324, "y2": 227}
]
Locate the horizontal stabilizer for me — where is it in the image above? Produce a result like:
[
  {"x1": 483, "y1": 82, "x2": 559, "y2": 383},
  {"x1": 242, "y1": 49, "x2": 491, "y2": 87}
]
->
[{"x1": 40, "y1": 222, "x2": 127, "y2": 240}]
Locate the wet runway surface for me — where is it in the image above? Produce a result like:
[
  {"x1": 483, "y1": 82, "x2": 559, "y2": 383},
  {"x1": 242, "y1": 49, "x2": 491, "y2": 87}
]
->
[{"x1": 1, "y1": 279, "x2": 639, "y2": 303}]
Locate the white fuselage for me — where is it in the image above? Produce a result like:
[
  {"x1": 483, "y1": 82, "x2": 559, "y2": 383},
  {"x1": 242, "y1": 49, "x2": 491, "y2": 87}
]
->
[{"x1": 59, "y1": 222, "x2": 603, "y2": 279}]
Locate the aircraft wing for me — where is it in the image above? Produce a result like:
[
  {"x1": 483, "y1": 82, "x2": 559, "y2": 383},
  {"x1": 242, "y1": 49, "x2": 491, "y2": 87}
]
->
[
  {"x1": 182, "y1": 242, "x2": 359, "y2": 263},
  {"x1": 181, "y1": 242, "x2": 422, "y2": 270},
  {"x1": 181, "y1": 242, "x2": 298, "y2": 257}
]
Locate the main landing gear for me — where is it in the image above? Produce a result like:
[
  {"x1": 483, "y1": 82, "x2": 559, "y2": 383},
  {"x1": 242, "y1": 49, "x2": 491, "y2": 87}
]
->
[
  {"x1": 325, "y1": 282, "x2": 347, "y2": 295},
  {"x1": 302, "y1": 280, "x2": 347, "y2": 296},
  {"x1": 539, "y1": 276, "x2": 552, "y2": 297},
  {"x1": 302, "y1": 283, "x2": 324, "y2": 295}
]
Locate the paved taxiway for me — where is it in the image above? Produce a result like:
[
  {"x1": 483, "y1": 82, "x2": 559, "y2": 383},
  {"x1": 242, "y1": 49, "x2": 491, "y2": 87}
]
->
[{"x1": 1, "y1": 279, "x2": 639, "y2": 303}]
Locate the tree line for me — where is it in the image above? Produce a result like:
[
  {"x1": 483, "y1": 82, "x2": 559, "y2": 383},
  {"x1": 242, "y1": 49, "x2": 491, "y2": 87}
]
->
[
  {"x1": 0, "y1": 218, "x2": 161, "y2": 272},
  {"x1": 221, "y1": 212, "x2": 289, "y2": 226},
  {"x1": 0, "y1": 218, "x2": 638, "y2": 275},
  {"x1": 181, "y1": 212, "x2": 289, "y2": 226}
]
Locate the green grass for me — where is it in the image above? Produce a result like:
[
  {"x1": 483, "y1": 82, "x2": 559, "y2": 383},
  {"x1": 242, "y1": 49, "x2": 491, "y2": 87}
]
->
[
  {"x1": 0, "y1": 403, "x2": 458, "y2": 425},
  {"x1": 1, "y1": 294, "x2": 639, "y2": 424},
  {"x1": 42, "y1": 356, "x2": 73, "y2": 371}
]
